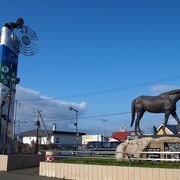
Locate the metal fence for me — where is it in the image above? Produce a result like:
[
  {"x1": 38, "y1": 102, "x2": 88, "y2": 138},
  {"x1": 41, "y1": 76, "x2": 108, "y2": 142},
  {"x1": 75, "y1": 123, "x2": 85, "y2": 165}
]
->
[{"x1": 41, "y1": 149, "x2": 180, "y2": 163}]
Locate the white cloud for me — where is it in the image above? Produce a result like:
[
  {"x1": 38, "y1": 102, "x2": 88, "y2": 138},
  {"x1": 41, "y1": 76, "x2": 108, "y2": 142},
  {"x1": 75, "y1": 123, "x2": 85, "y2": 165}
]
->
[
  {"x1": 15, "y1": 86, "x2": 87, "y2": 132},
  {"x1": 150, "y1": 84, "x2": 179, "y2": 95}
]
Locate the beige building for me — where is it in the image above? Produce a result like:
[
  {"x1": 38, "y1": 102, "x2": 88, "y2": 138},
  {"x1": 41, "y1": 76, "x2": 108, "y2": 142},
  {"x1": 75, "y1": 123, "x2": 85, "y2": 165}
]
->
[
  {"x1": 82, "y1": 135, "x2": 107, "y2": 145},
  {"x1": 157, "y1": 124, "x2": 180, "y2": 135}
]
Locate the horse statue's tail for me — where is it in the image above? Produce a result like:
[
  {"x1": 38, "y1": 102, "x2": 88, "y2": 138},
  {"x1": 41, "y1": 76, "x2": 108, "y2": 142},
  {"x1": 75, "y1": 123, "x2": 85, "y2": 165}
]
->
[{"x1": 130, "y1": 99, "x2": 136, "y2": 127}]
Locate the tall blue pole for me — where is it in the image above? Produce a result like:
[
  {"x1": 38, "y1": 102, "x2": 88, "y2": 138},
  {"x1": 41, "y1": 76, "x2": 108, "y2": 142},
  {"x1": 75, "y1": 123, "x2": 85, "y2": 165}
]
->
[{"x1": 0, "y1": 19, "x2": 23, "y2": 154}]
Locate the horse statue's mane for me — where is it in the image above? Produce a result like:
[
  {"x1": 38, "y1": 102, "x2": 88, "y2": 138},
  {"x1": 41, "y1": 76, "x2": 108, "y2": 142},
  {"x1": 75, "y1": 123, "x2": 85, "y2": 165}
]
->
[{"x1": 159, "y1": 89, "x2": 180, "y2": 97}]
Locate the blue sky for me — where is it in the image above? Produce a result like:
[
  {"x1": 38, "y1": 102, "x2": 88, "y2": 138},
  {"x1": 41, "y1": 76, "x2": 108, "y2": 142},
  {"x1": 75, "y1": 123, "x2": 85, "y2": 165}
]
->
[{"x1": 0, "y1": 0, "x2": 180, "y2": 135}]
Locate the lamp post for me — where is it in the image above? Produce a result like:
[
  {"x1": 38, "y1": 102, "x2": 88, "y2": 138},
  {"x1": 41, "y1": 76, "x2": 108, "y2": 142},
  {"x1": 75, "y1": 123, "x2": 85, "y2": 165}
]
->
[
  {"x1": 69, "y1": 107, "x2": 78, "y2": 150},
  {"x1": 3, "y1": 78, "x2": 20, "y2": 154},
  {"x1": 102, "y1": 119, "x2": 107, "y2": 142}
]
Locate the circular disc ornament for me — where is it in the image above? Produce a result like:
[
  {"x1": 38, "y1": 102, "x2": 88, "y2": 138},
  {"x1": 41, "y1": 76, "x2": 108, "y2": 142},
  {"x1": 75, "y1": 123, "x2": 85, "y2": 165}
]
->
[
  {"x1": 21, "y1": 35, "x2": 31, "y2": 46},
  {"x1": 12, "y1": 26, "x2": 39, "y2": 56}
]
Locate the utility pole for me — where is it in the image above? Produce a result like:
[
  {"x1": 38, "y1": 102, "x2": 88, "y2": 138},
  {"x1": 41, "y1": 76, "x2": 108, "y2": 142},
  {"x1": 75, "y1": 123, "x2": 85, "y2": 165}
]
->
[
  {"x1": 16, "y1": 120, "x2": 27, "y2": 141},
  {"x1": 34, "y1": 108, "x2": 41, "y2": 154},
  {"x1": 13, "y1": 100, "x2": 21, "y2": 140},
  {"x1": 39, "y1": 111, "x2": 51, "y2": 144},
  {"x1": 69, "y1": 107, "x2": 79, "y2": 150},
  {"x1": 33, "y1": 108, "x2": 52, "y2": 153}
]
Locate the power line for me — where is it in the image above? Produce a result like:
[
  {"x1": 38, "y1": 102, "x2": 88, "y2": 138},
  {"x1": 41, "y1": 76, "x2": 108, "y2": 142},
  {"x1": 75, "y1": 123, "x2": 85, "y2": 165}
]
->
[
  {"x1": 79, "y1": 111, "x2": 130, "y2": 119},
  {"x1": 14, "y1": 105, "x2": 180, "y2": 123},
  {"x1": 16, "y1": 74, "x2": 180, "y2": 101},
  {"x1": 19, "y1": 111, "x2": 131, "y2": 123},
  {"x1": 18, "y1": 106, "x2": 180, "y2": 124},
  {"x1": 55, "y1": 74, "x2": 180, "y2": 99}
]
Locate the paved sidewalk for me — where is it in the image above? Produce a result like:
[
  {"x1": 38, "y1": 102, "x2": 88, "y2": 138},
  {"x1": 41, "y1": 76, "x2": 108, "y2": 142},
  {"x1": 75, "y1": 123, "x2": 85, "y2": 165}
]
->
[{"x1": 0, "y1": 167, "x2": 61, "y2": 180}]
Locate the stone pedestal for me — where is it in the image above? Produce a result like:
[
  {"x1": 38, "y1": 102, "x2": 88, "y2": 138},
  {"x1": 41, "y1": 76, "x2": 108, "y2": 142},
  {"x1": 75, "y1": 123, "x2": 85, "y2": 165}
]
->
[{"x1": 116, "y1": 136, "x2": 180, "y2": 160}]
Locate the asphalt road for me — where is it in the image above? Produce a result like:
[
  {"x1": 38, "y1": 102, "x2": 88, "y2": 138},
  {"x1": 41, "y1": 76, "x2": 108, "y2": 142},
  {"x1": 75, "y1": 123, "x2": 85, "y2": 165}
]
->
[{"x1": 0, "y1": 167, "x2": 62, "y2": 180}]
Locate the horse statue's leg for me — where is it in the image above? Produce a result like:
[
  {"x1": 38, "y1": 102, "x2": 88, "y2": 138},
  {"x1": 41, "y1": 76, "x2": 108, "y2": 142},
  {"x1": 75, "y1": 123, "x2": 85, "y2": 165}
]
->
[
  {"x1": 163, "y1": 113, "x2": 170, "y2": 134},
  {"x1": 134, "y1": 120, "x2": 139, "y2": 135},
  {"x1": 171, "y1": 111, "x2": 180, "y2": 133},
  {"x1": 171, "y1": 111, "x2": 180, "y2": 125},
  {"x1": 134, "y1": 111, "x2": 144, "y2": 135},
  {"x1": 137, "y1": 112, "x2": 144, "y2": 135}
]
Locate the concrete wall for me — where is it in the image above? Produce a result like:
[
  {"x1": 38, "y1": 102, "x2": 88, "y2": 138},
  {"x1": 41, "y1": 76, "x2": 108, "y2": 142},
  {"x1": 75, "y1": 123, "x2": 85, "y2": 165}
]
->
[
  {"x1": 0, "y1": 154, "x2": 45, "y2": 171},
  {"x1": 39, "y1": 162, "x2": 180, "y2": 180},
  {"x1": 0, "y1": 155, "x2": 8, "y2": 171}
]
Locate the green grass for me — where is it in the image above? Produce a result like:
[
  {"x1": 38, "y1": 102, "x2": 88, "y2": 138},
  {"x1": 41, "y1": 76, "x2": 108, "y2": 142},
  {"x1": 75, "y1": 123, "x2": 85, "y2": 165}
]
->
[{"x1": 55, "y1": 157, "x2": 180, "y2": 169}]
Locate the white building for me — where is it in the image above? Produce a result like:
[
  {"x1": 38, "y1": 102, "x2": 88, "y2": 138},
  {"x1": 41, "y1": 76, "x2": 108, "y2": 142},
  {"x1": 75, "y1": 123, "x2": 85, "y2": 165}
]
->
[{"x1": 20, "y1": 129, "x2": 85, "y2": 145}]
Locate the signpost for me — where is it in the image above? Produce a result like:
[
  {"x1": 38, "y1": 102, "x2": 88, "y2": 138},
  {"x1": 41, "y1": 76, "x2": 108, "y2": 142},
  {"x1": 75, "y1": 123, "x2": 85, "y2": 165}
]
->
[
  {"x1": 164, "y1": 142, "x2": 180, "y2": 159},
  {"x1": 146, "y1": 148, "x2": 161, "y2": 159}
]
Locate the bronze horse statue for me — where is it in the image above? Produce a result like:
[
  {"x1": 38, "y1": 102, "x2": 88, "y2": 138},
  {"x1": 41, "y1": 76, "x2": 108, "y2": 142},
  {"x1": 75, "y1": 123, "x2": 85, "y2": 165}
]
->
[{"x1": 130, "y1": 89, "x2": 180, "y2": 135}]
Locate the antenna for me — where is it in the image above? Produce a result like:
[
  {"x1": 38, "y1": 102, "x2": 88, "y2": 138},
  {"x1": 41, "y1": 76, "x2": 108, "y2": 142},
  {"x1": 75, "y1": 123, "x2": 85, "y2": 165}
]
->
[{"x1": 12, "y1": 25, "x2": 39, "y2": 56}]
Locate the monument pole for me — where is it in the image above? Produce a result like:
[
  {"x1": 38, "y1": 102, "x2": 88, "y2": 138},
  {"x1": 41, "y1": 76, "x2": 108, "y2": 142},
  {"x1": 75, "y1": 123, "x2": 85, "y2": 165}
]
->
[{"x1": 0, "y1": 18, "x2": 38, "y2": 154}]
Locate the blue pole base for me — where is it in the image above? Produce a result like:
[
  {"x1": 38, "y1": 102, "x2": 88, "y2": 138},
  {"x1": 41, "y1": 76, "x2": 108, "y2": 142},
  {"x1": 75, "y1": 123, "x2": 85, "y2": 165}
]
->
[{"x1": 0, "y1": 136, "x2": 15, "y2": 154}]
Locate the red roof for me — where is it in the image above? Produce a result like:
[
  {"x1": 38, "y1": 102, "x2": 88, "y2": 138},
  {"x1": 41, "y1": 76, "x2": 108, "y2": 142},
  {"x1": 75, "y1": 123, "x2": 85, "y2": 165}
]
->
[{"x1": 112, "y1": 131, "x2": 129, "y2": 141}]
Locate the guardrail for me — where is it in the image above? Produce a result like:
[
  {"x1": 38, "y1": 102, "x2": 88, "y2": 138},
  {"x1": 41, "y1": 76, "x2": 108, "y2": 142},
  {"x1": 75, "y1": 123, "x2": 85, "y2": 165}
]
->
[{"x1": 41, "y1": 149, "x2": 180, "y2": 163}]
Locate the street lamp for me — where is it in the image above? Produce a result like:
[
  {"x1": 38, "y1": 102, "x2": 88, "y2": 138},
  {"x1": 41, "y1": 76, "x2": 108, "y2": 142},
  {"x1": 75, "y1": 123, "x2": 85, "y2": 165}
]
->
[
  {"x1": 3, "y1": 78, "x2": 20, "y2": 154},
  {"x1": 69, "y1": 107, "x2": 78, "y2": 150},
  {"x1": 102, "y1": 119, "x2": 107, "y2": 142}
]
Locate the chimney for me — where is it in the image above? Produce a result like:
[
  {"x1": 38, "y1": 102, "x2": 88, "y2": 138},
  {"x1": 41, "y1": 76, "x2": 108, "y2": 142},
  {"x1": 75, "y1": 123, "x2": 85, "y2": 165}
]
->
[{"x1": 52, "y1": 123, "x2": 56, "y2": 131}]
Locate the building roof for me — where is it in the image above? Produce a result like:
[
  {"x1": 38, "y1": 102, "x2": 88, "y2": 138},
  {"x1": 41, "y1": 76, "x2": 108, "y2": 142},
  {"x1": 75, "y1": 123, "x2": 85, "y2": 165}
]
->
[
  {"x1": 166, "y1": 124, "x2": 178, "y2": 134},
  {"x1": 157, "y1": 124, "x2": 179, "y2": 134},
  {"x1": 20, "y1": 129, "x2": 86, "y2": 137},
  {"x1": 112, "y1": 131, "x2": 129, "y2": 141}
]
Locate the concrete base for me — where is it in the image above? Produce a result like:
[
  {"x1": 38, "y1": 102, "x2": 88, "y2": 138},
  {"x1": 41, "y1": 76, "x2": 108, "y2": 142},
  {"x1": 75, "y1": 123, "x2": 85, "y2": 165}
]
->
[
  {"x1": 0, "y1": 154, "x2": 45, "y2": 171},
  {"x1": 39, "y1": 162, "x2": 180, "y2": 180}
]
